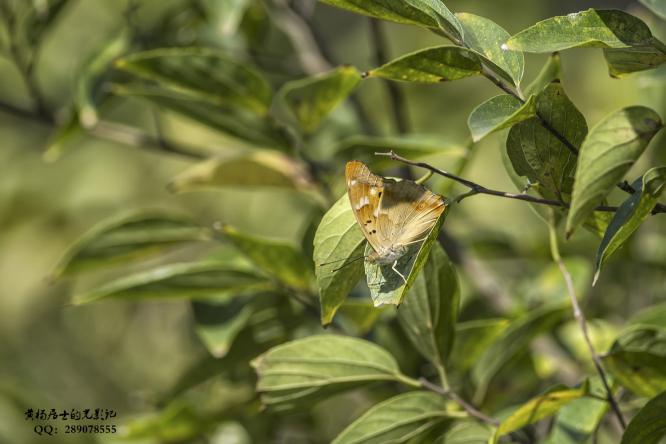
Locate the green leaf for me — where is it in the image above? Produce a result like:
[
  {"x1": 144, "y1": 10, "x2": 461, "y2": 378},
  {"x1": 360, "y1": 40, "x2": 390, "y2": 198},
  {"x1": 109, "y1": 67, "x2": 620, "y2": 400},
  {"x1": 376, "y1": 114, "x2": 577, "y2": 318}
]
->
[
  {"x1": 25, "y1": 0, "x2": 70, "y2": 46},
  {"x1": 640, "y1": 0, "x2": 666, "y2": 19},
  {"x1": 457, "y1": 12, "x2": 524, "y2": 86},
  {"x1": 594, "y1": 167, "x2": 666, "y2": 284},
  {"x1": 621, "y1": 391, "x2": 666, "y2": 444},
  {"x1": 604, "y1": 46, "x2": 666, "y2": 78},
  {"x1": 278, "y1": 66, "x2": 361, "y2": 134},
  {"x1": 524, "y1": 52, "x2": 561, "y2": 97},
  {"x1": 506, "y1": 9, "x2": 657, "y2": 53},
  {"x1": 506, "y1": 82, "x2": 586, "y2": 200},
  {"x1": 449, "y1": 319, "x2": 510, "y2": 372},
  {"x1": 365, "y1": 201, "x2": 448, "y2": 306},
  {"x1": 494, "y1": 383, "x2": 589, "y2": 442},
  {"x1": 544, "y1": 378, "x2": 611, "y2": 444},
  {"x1": 397, "y1": 244, "x2": 459, "y2": 366},
  {"x1": 335, "y1": 135, "x2": 466, "y2": 167},
  {"x1": 220, "y1": 225, "x2": 314, "y2": 291},
  {"x1": 313, "y1": 194, "x2": 366, "y2": 326},
  {"x1": 318, "y1": 0, "x2": 463, "y2": 39},
  {"x1": 192, "y1": 298, "x2": 256, "y2": 358},
  {"x1": 629, "y1": 303, "x2": 666, "y2": 329},
  {"x1": 73, "y1": 261, "x2": 271, "y2": 304},
  {"x1": 365, "y1": 46, "x2": 482, "y2": 83},
  {"x1": 169, "y1": 151, "x2": 313, "y2": 193},
  {"x1": 566, "y1": 106, "x2": 663, "y2": 237},
  {"x1": 467, "y1": 94, "x2": 536, "y2": 142},
  {"x1": 76, "y1": 31, "x2": 130, "y2": 128},
  {"x1": 332, "y1": 391, "x2": 463, "y2": 444},
  {"x1": 472, "y1": 303, "x2": 569, "y2": 396},
  {"x1": 604, "y1": 351, "x2": 666, "y2": 397},
  {"x1": 115, "y1": 48, "x2": 272, "y2": 115},
  {"x1": 251, "y1": 335, "x2": 414, "y2": 407},
  {"x1": 120, "y1": 401, "x2": 215, "y2": 442},
  {"x1": 112, "y1": 83, "x2": 289, "y2": 149},
  {"x1": 50, "y1": 211, "x2": 211, "y2": 279},
  {"x1": 434, "y1": 421, "x2": 492, "y2": 444}
]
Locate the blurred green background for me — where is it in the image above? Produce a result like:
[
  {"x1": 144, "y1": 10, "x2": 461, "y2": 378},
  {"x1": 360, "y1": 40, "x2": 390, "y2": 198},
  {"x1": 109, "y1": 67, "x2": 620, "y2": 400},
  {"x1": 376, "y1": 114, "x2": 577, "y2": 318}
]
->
[{"x1": 0, "y1": 0, "x2": 664, "y2": 443}]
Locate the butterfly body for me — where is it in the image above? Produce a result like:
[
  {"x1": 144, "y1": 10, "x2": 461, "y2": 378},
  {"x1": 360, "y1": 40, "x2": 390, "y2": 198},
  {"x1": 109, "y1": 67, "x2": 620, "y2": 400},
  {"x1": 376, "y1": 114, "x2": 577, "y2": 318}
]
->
[{"x1": 345, "y1": 160, "x2": 446, "y2": 282}]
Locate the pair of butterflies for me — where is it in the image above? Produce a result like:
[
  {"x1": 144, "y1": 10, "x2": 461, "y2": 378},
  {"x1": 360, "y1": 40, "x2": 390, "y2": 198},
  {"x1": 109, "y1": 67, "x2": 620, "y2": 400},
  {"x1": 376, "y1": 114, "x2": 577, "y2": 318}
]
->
[{"x1": 345, "y1": 160, "x2": 446, "y2": 281}]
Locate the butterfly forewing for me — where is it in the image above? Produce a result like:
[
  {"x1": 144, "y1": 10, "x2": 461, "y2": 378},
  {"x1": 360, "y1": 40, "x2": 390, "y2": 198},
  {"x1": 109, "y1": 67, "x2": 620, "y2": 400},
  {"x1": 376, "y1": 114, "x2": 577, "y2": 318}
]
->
[{"x1": 345, "y1": 161, "x2": 385, "y2": 252}]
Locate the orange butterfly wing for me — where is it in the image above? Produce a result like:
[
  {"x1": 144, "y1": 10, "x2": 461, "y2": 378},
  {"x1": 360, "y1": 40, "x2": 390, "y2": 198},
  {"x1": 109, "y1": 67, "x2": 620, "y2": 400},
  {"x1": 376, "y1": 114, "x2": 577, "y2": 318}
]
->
[{"x1": 345, "y1": 161, "x2": 386, "y2": 252}]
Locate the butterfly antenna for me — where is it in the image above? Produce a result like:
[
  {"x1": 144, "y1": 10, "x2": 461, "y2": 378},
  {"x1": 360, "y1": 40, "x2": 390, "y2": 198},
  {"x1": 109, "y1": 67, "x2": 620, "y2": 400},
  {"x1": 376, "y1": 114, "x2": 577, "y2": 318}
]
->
[{"x1": 319, "y1": 254, "x2": 368, "y2": 271}]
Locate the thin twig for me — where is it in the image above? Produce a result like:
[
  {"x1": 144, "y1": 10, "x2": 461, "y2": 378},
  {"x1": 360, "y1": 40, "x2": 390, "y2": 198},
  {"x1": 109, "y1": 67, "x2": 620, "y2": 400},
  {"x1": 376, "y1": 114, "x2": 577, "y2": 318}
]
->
[
  {"x1": 419, "y1": 377, "x2": 499, "y2": 426},
  {"x1": 547, "y1": 212, "x2": 627, "y2": 430},
  {"x1": 375, "y1": 151, "x2": 635, "y2": 213}
]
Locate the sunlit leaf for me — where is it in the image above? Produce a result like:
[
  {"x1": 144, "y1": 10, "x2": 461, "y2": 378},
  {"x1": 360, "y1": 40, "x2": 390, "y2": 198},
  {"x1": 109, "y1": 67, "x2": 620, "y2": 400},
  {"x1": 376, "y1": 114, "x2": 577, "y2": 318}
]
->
[
  {"x1": 73, "y1": 261, "x2": 271, "y2": 304},
  {"x1": 169, "y1": 151, "x2": 313, "y2": 193},
  {"x1": 620, "y1": 391, "x2": 666, "y2": 444},
  {"x1": 365, "y1": 46, "x2": 482, "y2": 83},
  {"x1": 467, "y1": 94, "x2": 536, "y2": 142},
  {"x1": 51, "y1": 211, "x2": 211, "y2": 279},
  {"x1": 457, "y1": 12, "x2": 524, "y2": 86},
  {"x1": 506, "y1": 82, "x2": 586, "y2": 201},
  {"x1": 332, "y1": 391, "x2": 464, "y2": 444},
  {"x1": 318, "y1": 0, "x2": 463, "y2": 39},
  {"x1": 594, "y1": 167, "x2": 666, "y2": 284},
  {"x1": 278, "y1": 66, "x2": 361, "y2": 134},
  {"x1": 252, "y1": 335, "x2": 412, "y2": 408},
  {"x1": 220, "y1": 225, "x2": 314, "y2": 291},
  {"x1": 566, "y1": 106, "x2": 663, "y2": 237},
  {"x1": 397, "y1": 244, "x2": 459, "y2": 366},
  {"x1": 494, "y1": 383, "x2": 589, "y2": 442},
  {"x1": 506, "y1": 9, "x2": 657, "y2": 53},
  {"x1": 313, "y1": 195, "x2": 365, "y2": 325},
  {"x1": 115, "y1": 48, "x2": 272, "y2": 115},
  {"x1": 365, "y1": 203, "x2": 448, "y2": 306}
]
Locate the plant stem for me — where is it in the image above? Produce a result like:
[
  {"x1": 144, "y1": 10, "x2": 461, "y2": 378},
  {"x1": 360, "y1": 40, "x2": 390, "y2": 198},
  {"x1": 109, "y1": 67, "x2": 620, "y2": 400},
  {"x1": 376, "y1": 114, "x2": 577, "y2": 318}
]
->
[{"x1": 547, "y1": 211, "x2": 627, "y2": 430}]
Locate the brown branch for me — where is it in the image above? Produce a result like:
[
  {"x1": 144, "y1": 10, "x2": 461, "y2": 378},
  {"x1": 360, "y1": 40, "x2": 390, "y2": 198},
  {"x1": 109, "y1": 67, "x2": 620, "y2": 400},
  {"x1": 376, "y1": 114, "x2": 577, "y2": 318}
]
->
[
  {"x1": 419, "y1": 377, "x2": 499, "y2": 426},
  {"x1": 375, "y1": 151, "x2": 633, "y2": 213},
  {"x1": 548, "y1": 215, "x2": 627, "y2": 430}
]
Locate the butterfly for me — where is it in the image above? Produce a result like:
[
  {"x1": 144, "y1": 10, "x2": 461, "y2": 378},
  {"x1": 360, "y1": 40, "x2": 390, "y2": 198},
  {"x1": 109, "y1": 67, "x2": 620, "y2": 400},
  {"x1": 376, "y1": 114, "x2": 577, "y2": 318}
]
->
[{"x1": 345, "y1": 160, "x2": 446, "y2": 283}]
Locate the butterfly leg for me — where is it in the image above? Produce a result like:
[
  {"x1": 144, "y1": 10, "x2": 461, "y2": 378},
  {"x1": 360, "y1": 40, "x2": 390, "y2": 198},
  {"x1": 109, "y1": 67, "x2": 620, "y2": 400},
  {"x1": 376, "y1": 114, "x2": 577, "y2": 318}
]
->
[{"x1": 392, "y1": 260, "x2": 407, "y2": 285}]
